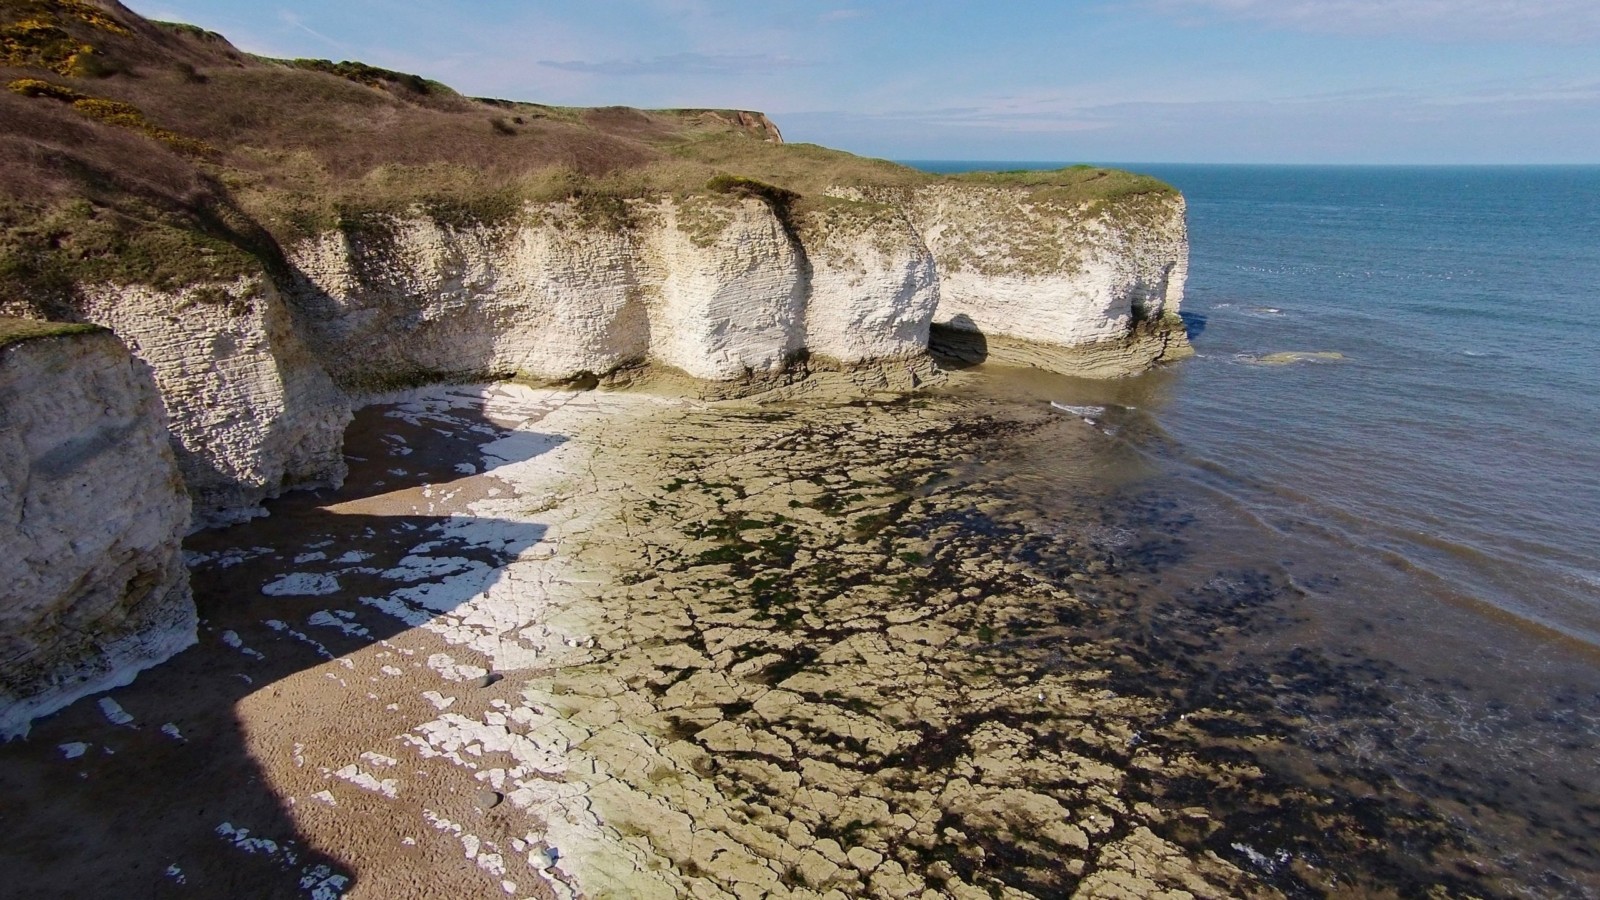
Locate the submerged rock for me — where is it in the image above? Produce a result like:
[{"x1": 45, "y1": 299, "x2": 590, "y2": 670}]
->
[{"x1": 1243, "y1": 350, "x2": 1346, "y2": 365}]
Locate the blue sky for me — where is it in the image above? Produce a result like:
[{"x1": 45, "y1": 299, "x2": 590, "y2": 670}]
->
[{"x1": 127, "y1": 1, "x2": 1600, "y2": 164}]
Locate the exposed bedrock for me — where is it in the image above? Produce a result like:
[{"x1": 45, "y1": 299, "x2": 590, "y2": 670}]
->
[
  {"x1": 288, "y1": 205, "x2": 650, "y2": 388},
  {"x1": 796, "y1": 201, "x2": 939, "y2": 365},
  {"x1": 77, "y1": 279, "x2": 353, "y2": 529},
  {"x1": 285, "y1": 196, "x2": 937, "y2": 388},
  {"x1": 13, "y1": 187, "x2": 1186, "y2": 525},
  {"x1": 908, "y1": 186, "x2": 1192, "y2": 374},
  {"x1": 0, "y1": 322, "x2": 196, "y2": 739}
]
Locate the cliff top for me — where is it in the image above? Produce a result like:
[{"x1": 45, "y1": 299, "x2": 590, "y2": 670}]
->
[
  {"x1": 0, "y1": 315, "x2": 103, "y2": 349},
  {"x1": 1, "y1": 0, "x2": 1175, "y2": 315}
]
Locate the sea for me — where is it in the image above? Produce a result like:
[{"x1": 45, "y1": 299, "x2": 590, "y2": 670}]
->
[{"x1": 907, "y1": 162, "x2": 1600, "y2": 895}]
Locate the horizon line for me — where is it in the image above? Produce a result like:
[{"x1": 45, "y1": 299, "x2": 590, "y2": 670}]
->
[{"x1": 892, "y1": 159, "x2": 1600, "y2": 167}]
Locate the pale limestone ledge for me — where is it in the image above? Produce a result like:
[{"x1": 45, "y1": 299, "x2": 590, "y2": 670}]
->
[
  {"x1": 278, "y1": 383, "x2": 1258, "y2": 899},
  {"x1": 38, "y1": 188, "x2": 1184, "y2": 525},
  {"x1": 0, "y1": 327, "x2": 196, "y2": 738},
  {"x1": 837, "y1": 184, "x2": 1192, "y2": 374}
]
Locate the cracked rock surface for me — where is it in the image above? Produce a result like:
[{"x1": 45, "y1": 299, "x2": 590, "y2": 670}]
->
[{"x1": 3, "y1": 377, "x2": 1567, "y2": 898}]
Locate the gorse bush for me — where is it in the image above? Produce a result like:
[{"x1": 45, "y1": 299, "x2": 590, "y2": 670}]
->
[
  {"x1": 151, "y1": 21, "x2": 225, "y2": 42},
  {"x1": 7, "y1": 76, "x2": 82, "y2": 100},
  {"x1": 705, "y1": 175, "x2": 800, "y2": 209},
  {"x1": 70, "y1": 96, "x2": 144, "y2": 127},
  {"x1": 287, "y1": 58, "x2": 448, "y2": 96},
  {"x1": 7, "y1": 78, "x2": 215, "y2": 156},
  {"x1": 1, "y1": 0, "x2": 129, "y2": 75}
]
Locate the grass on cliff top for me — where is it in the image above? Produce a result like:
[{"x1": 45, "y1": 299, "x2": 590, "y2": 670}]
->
[
  {"x1": 0, "y1": 315, "x2": 103, "y2": 349},
  {"x1": 0, "y1": 0, "x2": 1176, "y2": 306},
  {"x1": 948, "y1": 164, "x2": 1178, "y2": 201}
]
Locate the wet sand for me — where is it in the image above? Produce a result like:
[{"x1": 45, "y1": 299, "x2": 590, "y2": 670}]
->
[{"x1": 1, "y1": 377, "x2": 1594, "y2": 898}]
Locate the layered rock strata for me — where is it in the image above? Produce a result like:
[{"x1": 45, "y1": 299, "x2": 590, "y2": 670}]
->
[
  {"x1": 11, "y1": 185, "x2": 1186, "y2": 527},
  {"x1": 909, "y1": 186, "x2": 1191, "y2": 375},
  {"x1": 0, "y1": 321, "x2": 196, "y2": 738},
  {"x1": 286, "y1": 196, "x2": 940, "y2": 389},
  {"x1": 78, "y1": 280, "x2": 352, "y2": 528}
]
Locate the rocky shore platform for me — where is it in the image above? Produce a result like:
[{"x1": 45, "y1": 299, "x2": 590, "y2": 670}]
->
[{"x1": 0, "y1": 377, "x2": 1557, "y2": 898}]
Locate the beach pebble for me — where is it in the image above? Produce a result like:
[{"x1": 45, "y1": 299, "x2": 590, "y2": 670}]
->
[
  {"x1": 475, "y1": 673, "x2": 502, "y2": 688},
  {"x1": 475, "y1": 789, "x2": 503, "y2": 810}
]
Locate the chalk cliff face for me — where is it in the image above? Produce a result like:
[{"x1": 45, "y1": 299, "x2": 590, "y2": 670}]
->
[
  {"x1": 289, "y1": 208, "x2": 645, "y2": 389},
  {"x1": 11, "y1": 184, "x2": 1186, "y2": 527},
  {"x1": 797, "y1": 201, "x2": 939, "y2": 365},
  {"x1": 291, "y1": 197, "x2": 814, "y2": 386},
  {"x1": 909, "y1": 186, "x2": 1191, "y2": 375},
  {"x1": 0, "y1": 324, "x2": 196, "y2": 738},
  {"x1": 286, "y1": 196, "x2": 935, "y2": 390},
  {"x1": 77, "y1": 281, "x2": 352, "y2": 528},
  {"x1": 637, "y1": 198, "x2": 808, "y2": 380},
  {"x1": 0, "y1": 186, "x2": 1186, "y2": 735}
]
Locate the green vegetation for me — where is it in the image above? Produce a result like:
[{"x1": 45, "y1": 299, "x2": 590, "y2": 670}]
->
[
  {"x1": 8, "y1": 78, "x2": 215, "y2": 156},
  {"x1": 67, "y1": 96, "x2": 214, "y2": 156},
  {"x1": 7, "y1": 76, "x2": 75, "y2": 99},
  {"x1": 705, "y1": 174, "x2": 799, "y2": 208},
  {"x1": 0, "y1": 316, "x2": 103, "y2": 349},
  {"x1": 0, "y1": 0, "x2": 1176, "y2": 307},
  {"x1": 1, "y1": 0, "x2": 128, "y2": 76},
  {"x1": 150, "y1": 21, "x2": 226, "y2": 43},
  {"x1": 0, "y1": 196, "x2": 264, "y2": 315},
  {"x1": 281, "y1": 58, "x2": 454, "y2": 97},
  {"x1": 947, "y1": 164, "x2": 1177, "y2": 204}
]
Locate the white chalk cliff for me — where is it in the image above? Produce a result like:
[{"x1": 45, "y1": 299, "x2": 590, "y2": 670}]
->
[
  {"x1": 0, "y1": 180, "x2": 1187, "y2": 735},
  {"x1": 12, "y1": 187, "x2": 1186, "y2": 528},
  {"x1": 0, "y1": 324, "x2": 196, "y2": 738}
]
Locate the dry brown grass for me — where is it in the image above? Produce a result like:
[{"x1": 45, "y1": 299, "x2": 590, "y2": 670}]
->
[
  {"x1": 0, "y1": 0, "x2": 1174, "y2": 315},
  {"x1": 0, "y1": 314, "x2": 103, "y2": 348}
]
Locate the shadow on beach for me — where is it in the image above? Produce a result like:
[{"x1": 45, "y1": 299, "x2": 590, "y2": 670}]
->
[{"x1": 0, "y1": 390, "x2": 562, "y2": 897}]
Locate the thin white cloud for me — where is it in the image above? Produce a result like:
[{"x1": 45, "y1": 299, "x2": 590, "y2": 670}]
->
[
  {"x1": 276, "y1": 9, "x2": 350, "y2": 53},
  {"x1": 1147, "y1": 0, "x2": 1600, "y2": 42},
  {"x1": 786, "y1": 71, "x2": 1600, "y2": 145},
  {"x1": 539, "y1": 52, "x2": 814, "y2": 77},
  {"x1": 820, "y1": 9, "x2": 867, "y2": 23}
]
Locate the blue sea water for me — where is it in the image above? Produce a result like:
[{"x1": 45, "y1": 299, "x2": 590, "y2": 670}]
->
[
  {"x1": 911, "y1": 161, "x2": 1600, "y2": 649},
  {"x1": 908, "y1": 161, "x2": 1600, "y2": 892}
]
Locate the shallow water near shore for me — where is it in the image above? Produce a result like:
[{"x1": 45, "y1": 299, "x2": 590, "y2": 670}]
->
[
  {"x1": 913, "y1": 162, "x2": 1600, "y2": 648},
  {"x1": 941, "y1": 363, "x2": 1600, "y2": 896},
  {"x1": 916, "y1": 162, "x2": 1600, "y2": 895},
  {"x1": 2, "y1": 373, "x2": 1593, "y2": 897}
]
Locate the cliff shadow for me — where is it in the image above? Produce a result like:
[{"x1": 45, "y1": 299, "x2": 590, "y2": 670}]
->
[
  {"x1": 1179, "y1": 310, "x2": 1207, "y2": 342},
  {"x1": 928, "y1": 314, "x2": 989, "y2": 369},
  {"x1": 0, "y1": 388, "x2": 570, "y2": 898},
  {"x1": 277, "y1": 257, "x2": 516, "y2": 392}
]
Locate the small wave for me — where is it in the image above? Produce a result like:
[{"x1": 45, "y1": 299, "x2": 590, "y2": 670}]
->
[
  {"x1": 1236, "y1": 351, "x2": 1347, "y2": 366},
  {"x1": 1050, "y1": 402, "x2": 1106, "y2": 417}
]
